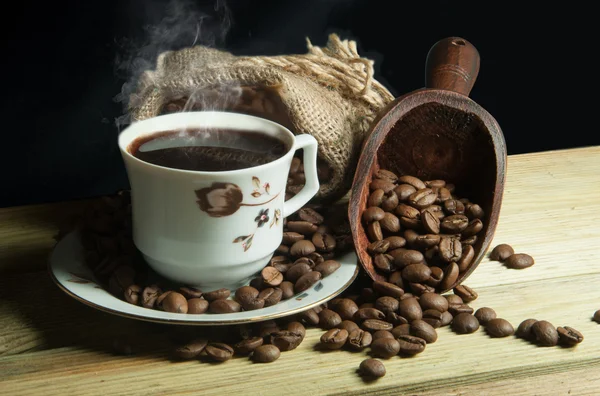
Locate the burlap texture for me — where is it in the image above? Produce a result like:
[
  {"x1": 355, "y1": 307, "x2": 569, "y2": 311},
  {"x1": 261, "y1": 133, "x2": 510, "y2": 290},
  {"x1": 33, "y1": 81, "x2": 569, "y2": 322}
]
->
[{"x1": 128, "y1": 34, "x2": 394, "y2": 202}]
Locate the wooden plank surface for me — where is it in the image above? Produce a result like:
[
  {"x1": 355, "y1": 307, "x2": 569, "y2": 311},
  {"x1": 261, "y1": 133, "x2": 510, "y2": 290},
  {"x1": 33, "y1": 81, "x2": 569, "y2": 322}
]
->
[{"x1": 1, "y1": 146, "x2": 599, "y2": 395}]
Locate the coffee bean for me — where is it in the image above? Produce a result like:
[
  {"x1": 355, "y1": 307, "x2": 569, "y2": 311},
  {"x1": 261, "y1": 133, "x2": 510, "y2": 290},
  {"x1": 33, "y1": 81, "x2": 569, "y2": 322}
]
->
[
  {"x1": 557, "y1": 326, "x2": 584, "y2": 346},
  {"x1": 403, "y1": 229, "x2": 420, "y2": 246},
  {"x1": 425, "y1": 179, "x2": 445, "y2": 188},
  {"x1": 314, "y1": 260, "x2": 341, "y2": 277},
  {"x1": 203, "y1": 288, "x2": 231, "y2": 302},
  {"x1": 395, "y1": 184, "x2": 417, "y2": 201},
  {"x1": 252, "y1": 344, "x2": 280, "y2": 363},
  {"x1": 368, "y1": 189, "x2": 385, "y2": 207},
  {"x1": 298, "y1": 207, "x2": 324, "y2": 224},
  {"x1": 422, "y1": 309, "x2": 444, "y2": 328},
  {"x1": 256, "y1": 321, "x2": 280, "y2": 339},
  {"x1": 319, "y1": 308, "x2": 342, "y2": 329},
  {"x1": 448, "y1": 303, "x2": 474, "y2": 316},
  {"x1": 445, "y1": 294, "x2": 463, "y2": 305},
  {"x1": 486, "y1": 318, "x2": 514, "y2": 337},
  {"x1": 373, "y1": 254, "x2": 394, "y2": 273},
  {"x1": 368, "y1": 240, "x2": 390, "y2": 254},
  {"x1": 276, "y1": 244, "x2": 290, "y2": 255},
  {"x1": 419, "y1": 292, "x2": 449, "y2": 312},
  {"x1": 398, "y1": 297, "x2": 423, "y2": 322},
  {"x1": 286, "y1": 262, "x2": 312, "y2": 283},
  {"x1": 386, "y1": 312, "x2": 409, "y2": 326},
  {"x1": 298, "y1": 308, "x2": 320, "y2": 326},
  {"x1": 363, "y1": 207, "x2": 386, "y2": 223},
  {"x1": 457, "y1": 245, "x2": 475, "y2": 272},
  {"x1": 234, "y1": 337, "x2": 264, "y2": 355},
  {"x1": 462, "y1": 219, "x2": 483, "y2": 237},
  {"x1": 362, "y1": 319, "x2": 393, "y2": 332},
  {"x1": 411, "y1": 319, "x2": 438, "y2": 343},
  {"x1": 594, "y1": 310, "x2": 600, "y2": 323},
  {"x1": 332, "y1": 299, "x2": 359, "y2": 321},
  {"x1": 307, "y1": 252, "x2": 325, "y2": 265},
  {"x1": 370, "y1": 338, "x2": 400, "y2": 359},
  {"x1": 174, "y1": 338, "x2": 208, "y2": 359},
  {"x1": 286, "y1": 221, "x2": 319, "y2": 235},
  {"x1": 390, "y1": 248, "x2": 424, "y2": 268},
  {"x1": 441, "y1": 215, "x2": 469, "y2": 233},
  {"x1": 270, "y1": 330, "x2": 303, "y2": 351},
  {"x1": 279, "y1": 281, "x2": 295, "y2": 300},
  {"x1": 380, "y1": 213, "x2": 401, "y2": 233},
  {"x1": 397, "y1": 176, "x2": 426, "y2": 190},
  {"x1": 354, "y1": 308, "x2": 386, "y2": 321},
  {"x1": 370, "y1": 179, "x2": 396, "y2": 193},
  {"x1": 413, "y1": 234, "x2": 441, "y2": 249},
  {"x1": 381, "y1": 191, "x2": 400, "y2": 212},
  {"x1": 474, "y1": 307, "x2": 497, "y2": 325},
  {"x1": 360, "y1": 303, "x2": 375, "y2": 309},
  {"x1": 373, "y1": 281, "x2": 405, "y2": 299},
  {"x1": 282, "y1": 232, "x2": 305, "y2": 245},
  {"x1": 375, "y1": 169, "x2": 398, "y2": 182},
  {"x1": 209, "y1": 299, "x2": 241, "y2": 314},
  {"x1": 249, "y1": 277, "x2": 265, "y2": 291},
  {"x1": 439, "y1": 262, "x2": 460, "y2": 290},
  {"x1": 124, "y1": 284, "x2": 142, "y2": 305},
  {"x1": 367, "y1": 221, "x2": 384, "y2": 241},
  {"x1": 532, "y1": 320, "x2": 559, "y2": 346},
  {"x1": 453, "y1": 285, "x2": 478, "y2": 303},
  {"x1": 347, "y1": 328, "x2": 373, "y2": 350},
  {"x1": 516, "y1": 319, "x2": 538, "y2": 340},
  {"x1": 452, "y1": 313, "x2": 480, "y2": 334},
  {"x1": 402, "y1": 263, "x2": 432, "y2": 283},
  {"x1": 444, "y1": 199, "x2": 465, "y2": 215},
  {"x1": 320, "y1": 328, "x2": 349, "y2": 349},
  {"x1": 504, "y1": 253, "x2": 535, "y2": 269},
  {"x1": 408, "y1": 188, "x2": 437, "y2": 209},
  {"x1": 395, "y1": 203, "x2": 421, "y2": 220},
  {"x1": 236, "y1": 286, "x2": 260, "y2": 306},
  {"x1": 461, "y1": 235, "x2": 478, "y2": 245},
  {"x1": 159, "y1": 292, "x2": 188, "y2": 313},
  {"x1": 258, "y1": 288, "x2": 283, "y2": 307},
  {"x1": 489, "y1": 244, "x2": 515, "y2": 261},
  {"x1": 439, "y1": 237, "x2": 462, "y2": 263},
  {"x1": 372, "y1": 330, "x2": 395, "y2": 341},
  {"x1": 426, "y1": 266, "x2": 444, "y2": 288},
  {"x1": 141, "y1": 285, "x2": 162, "y2": 308},
  {"x1": 440, "y1": 311, "x2": 453, "y2": 326},
  {"x1": 409, "y1": 282, "x2": 435, "y2": 296},
  {"x1": 205, "y1": 343, "x2": 234, "y2": 362},
  {"x1": 187, "y1": 298, "x2": 209, "y2": 314},
  {"x1": 466, "y1": 204, "x2": 484, "y2": 219},
  {"x1": 397, "y1": 335, "x2": 427, "y2": 356},
  {"x1": 312, "y1": 233, "x2": 336, "y2": 253},
  {"x1": 290, "y1": 240, "x2": 316, "y2": 257},
  {"x1": 295, "y1": 271, "x2": 322, "y2": 293},
  {"x1": 375, "y1": 296, "x2": 399, "y2": 314},
  {"x1": 339, "y1": 320, "x2": 360, "y2": 334},
  {"x1": 179, "y1": 287, "x2": 203, "y2": 299},
  {"x1": 391, "y1": 324, "x2": 411, "y2": 338},
  {"x1": 359, "y1": 359, "x2": 386, "y2": 378},
  {"x1": 387, "y1": 271, "x2": 404, "y2": 288}
]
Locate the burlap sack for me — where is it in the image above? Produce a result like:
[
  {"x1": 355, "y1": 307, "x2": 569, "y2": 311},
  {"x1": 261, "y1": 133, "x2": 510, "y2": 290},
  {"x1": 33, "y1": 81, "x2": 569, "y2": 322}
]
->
[{"x1": 128, "y1": 34, "x2": 394, "y2": 203}]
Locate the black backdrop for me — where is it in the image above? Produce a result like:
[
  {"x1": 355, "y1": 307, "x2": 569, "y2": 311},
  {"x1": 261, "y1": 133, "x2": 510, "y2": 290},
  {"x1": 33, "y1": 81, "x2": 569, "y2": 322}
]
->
[{"x1": 1, "y1": 0, "x2": 596, "y2": 208}]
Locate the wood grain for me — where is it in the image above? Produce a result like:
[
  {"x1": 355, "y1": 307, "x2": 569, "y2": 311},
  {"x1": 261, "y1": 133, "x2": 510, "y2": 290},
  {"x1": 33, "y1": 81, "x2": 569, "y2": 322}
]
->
[{"x1": 1, "y1": 146, "x2": 600, "y2": 395}]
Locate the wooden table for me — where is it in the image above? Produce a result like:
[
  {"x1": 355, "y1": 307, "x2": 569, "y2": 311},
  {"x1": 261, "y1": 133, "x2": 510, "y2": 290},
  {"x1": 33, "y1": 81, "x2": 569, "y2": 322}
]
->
[{"x1": 1, "y1": 146, "x2": 599, "y2": 395}]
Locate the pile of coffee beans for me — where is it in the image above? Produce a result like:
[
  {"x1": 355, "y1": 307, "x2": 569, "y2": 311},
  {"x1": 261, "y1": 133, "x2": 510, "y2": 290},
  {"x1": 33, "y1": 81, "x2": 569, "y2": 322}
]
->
[
  {"x1": 515, "y1": 319, "x2": 584, "y2": 347},
  {"x1": 489, "y1": 243, "x2": 535, "y2": 269},
  {"x1": 361, "y1": 171, "x2": 485, "y2": 294},
  {"x1": 79, "y1": 190, "x2": 353, "y2": 315}
]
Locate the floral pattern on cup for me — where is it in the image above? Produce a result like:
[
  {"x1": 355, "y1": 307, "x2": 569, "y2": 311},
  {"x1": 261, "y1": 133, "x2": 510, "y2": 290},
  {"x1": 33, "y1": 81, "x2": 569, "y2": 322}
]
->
[{"x1": 233, "y1": 207, "x2": 281, "y2": 252}]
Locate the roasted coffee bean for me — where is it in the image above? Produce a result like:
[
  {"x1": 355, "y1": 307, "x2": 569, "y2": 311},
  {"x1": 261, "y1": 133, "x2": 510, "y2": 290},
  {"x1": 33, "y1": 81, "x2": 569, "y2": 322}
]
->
[
  {"x1": 307, "y1": 252, "x2": 325, "y2": 265},
  {"x1": 422, "y1": 309, "x2": 444, "y2": 328},
  {"x1": 235, "y1": 286, "x2": 260, "y2": 307},
  {"x1": 319, "y1": 308, "x2": 342, "y2": 329},
  {"x1": 439, "y1": 263, "x2": 460, "y2": 291},
  {"x1": 387, "y1": 271, "x2": 404, "y2": 288},
  {"x1": 359, "y1": 359, "x2": 386, "y2": 378},
  {"x1": 354, "y1": 308, "x2": 386, "y2": 321},
  {"x1": 276, "y1": 244, "x2": 290, "y2": 255},
  {"x1": 298, "y1": 308, "x2": 319, "y2": 326},
  {"x1": 312, "y1": 233, "x2": 336, "y2": 253},
  {"x1": 466, "y1": 204, "x2": 484, "y2": 219},
  {"x1": 457, "y1": 245, "x2": 475, "y2": 272},
  {"x1": 157, "y1": 292, "x2": 188, "y2": 313},
  {"x1": 403, "y1": 229, "x2": 420, "y2": 246},
  {"x1": 398, "y1": 297, "x2": 423, "y2": 322},
  {"x1": 397, "y1": 176, "x2": 426, "y2": 190},
  {"x1": 252, "y1": 344, "x2": 280, "y2": 363},
  {"x1": 474, "y1": 307, "x2": 497, "y2": 325},
  {"x1": 373, "y1": 254, "x2": 394, "y2": 273},
  {"x1": 532, "y1": 320, "x2": 559, "y2": 346},
  {"x1": 411, "y1": 320, "x2": 438, "y2": 343},
  {"x1": 452, "y1": 313, "x2": 480, "y2": 334},
  {"x1": 320, "y1": 328, "x2": 349, "y2": 349},
  {"x1": 461, "y1": 235, "x2": 478, "y2": 245},
  {"x1": 448, "y1": 303, "x2": 474, "y2": 316},
  {"x1": 375, "y1": 296, "x2": 399, "y2": 314},
  {"x1": 372, "y1": 330, "x2": 395, "y2": 341},
  {"x1": 286, "y1": 262, "x2": 312, "y2": 283},
  {"x1": 293, "y1": 257, "x2": 316, "y2": 269},
  {"x1": 203, "y1": 288, "x2": 231, "y2": 302},
  {"x1": 402, "y1": 263, "x2": 432, "y2": 283},
  {"x1": 363, "y1": 207, "x2": 386, "y2": 223},
  {"x1": 271, "y1": 261, "x2": 293, "y2": 274},
  {"x1": 286, "y1": 221, "x2": 319, "y2": 235},
  {"x1": 395, "y1": 203, "x2": 421, "y2": 220},
  {"x1": 391, "y1": 324, "x2": 411, "y2": 338},
  {"x1": 441, "y1": 215, "x2": 469, "y2": 233},
  {"x1": 298, "y1": 207, "x2": 324, "y2": 224},
  {"x1": 339, "y1": 320, "x2": 360, "y2": 334},
  {"x1": 259, "y1": 288, "x2": 283, "y2": 307},
  {"x1": 290, "y1": 240, "x2": 316, "y2": 257},
  {"x1": 390, "y1": 248, "x2": 424, "y2": 268},
  {"x1": 381, "y1": 191, "x2": 400, "y2": 212},
  {"x1": 419, "y1": 293, "x2": 449, "y2": 313},
  {"x1": 453, "y1": 285, "x2": 478, "y2": 303},
  {"x1": 295, "y1": 271, "x2": 322, "y2": 293},
  {"x1": 489, "y1": 244, "x2": 515, "y2": 261},
  {"x1": 409, "y1": 283, "x2": 435, "y2": 296},
  {"x1": 397, "y1": 335, "x2": 427, "y2": 356},
  {"x1": 375, "y1": 169, "x2": 398, "y2": 182},
  {"x1": 370, "y1": 179, "x2": 396, "y2": 193},
  {"x1": 504, "y1": 253, "x2": 535, "y2": 269},
  {"x1": 362, "y1": 319, "x2": 393, "y2": 332},
  {"x1": 413, "y1": 234, "x2": 441, "y2": 249},
  {"x1": 439, "y1": 237, "x2": 462, "y2": 263},
  {"x1": 437, "y1": 187, "x2": 452, "y2": 203},
  {"x1": 394, "y1": 184, "x2": 417, "y2": 201},
  {"x1": 367, "y1": 221, "x2": 384, "y2": 241},
  {"x1": 380, "y1": 213, "x2": 401, "y2": 233},
  {"x1": 256, "y1": 321, "x2": 280, "y2": 339},
  {"x1": 187, "y1": 298, "x2": 209, "y2": 314},
  {"x1": 426, "y1": 266, "x2": 444, "y2": 288},
  {"x1": 440, "y1": 311, "x2": 453, "y2": 326},
  {"x1": 373, "y1": 281, "x2": 405, "y2": 299},
  {"x1": 347, "y1": 328, "x2": 373, "y2": 350},
  {"x1": 359, "y1": 303, "x2": 375, "y2": 309},
  {"x1": 107, "y1": 266, "x2": 135, "y2": 297},
  {"x1": 283, "y1": 232, "x2": 305, "y2": 245},
  {"x1": 408, "y1": 188, "x2": 437, "y2": 209},
  {"x1": 444, "y1": 199, "x2": 465, "y2": 215},
  {"x1": 249, "y1": 277, "x2": 265, "y2": 291},
  {"x1": 209, "y1": 299, "x2": 241, "y2": 314},
  {"x1": 594, "y1": 310, "x2": 600, "y2": 323},
  {"x1": 270, "y1": 331, "x2": 303, "y2": 351},
  {"x1": 124, "y1": 284, "x2": 142, "y2": 305},
  {"x1": 279, "y1": 281, "x2": 295, "y2": 300},
  {"x1": 333, "y1": 299, "x2": 359, "y2": 321},
  {"x1": 314, "y1": 260, "x2": 341, "y2": 277},
  {"x1": 234, "y1": 337, "x2": 264, "y2": 355},
  {"x1": 516, "y1": 319, "x2": 538, "y2": 340},
  {"x1": 486, "y1": 318, "x2": 514, "y2": 337},
  {"x1": 557, "y1": 326, "x2": 584, "y2": 346},
  {"x1": 205, "y1": 343, "x2": 234, "y2": 362},
  {"x1": 368, "y1": 189, "x2": 385, "y2": 207},
  {"x1": 386, "y1": 312, "x2": 409, "y2": 326},
  {"x1": 174, "y1": 338, "x2": 208, "y2": 359},
  {"x1": 368, "y1": 240, "x2": 390, "y2": 254},
  {"x1": 462, "y1": 219, "x2": 483, "y2": 237},
  {"x1": 370, "y1": 338, "x2": 400, "y2": 358},
  {"x1": 445, "y1": 294, "x2": 463, "y2": 305},
  {"x1": 425, "y1": 179, "x2": 446, "y2": 188},
  {"x1": 179, "y1": 287, "x2": 203, "y2": 299}
]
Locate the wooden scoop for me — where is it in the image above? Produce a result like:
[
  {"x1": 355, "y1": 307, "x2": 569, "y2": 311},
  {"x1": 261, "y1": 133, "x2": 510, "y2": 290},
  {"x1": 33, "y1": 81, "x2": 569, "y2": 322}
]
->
[{"x1": 349, "y1": 37, "x2": 507, "y2": 292}]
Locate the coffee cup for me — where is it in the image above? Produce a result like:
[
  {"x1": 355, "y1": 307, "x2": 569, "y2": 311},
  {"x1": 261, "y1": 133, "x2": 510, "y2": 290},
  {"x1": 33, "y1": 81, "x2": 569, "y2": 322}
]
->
[{"x1": 118, "y1": 111, "x2": 319, "y2": 290}]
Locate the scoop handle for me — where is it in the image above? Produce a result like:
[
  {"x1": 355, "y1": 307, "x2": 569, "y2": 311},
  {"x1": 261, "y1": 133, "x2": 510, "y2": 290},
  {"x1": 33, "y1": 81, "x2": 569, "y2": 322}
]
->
[{"x1": 425, "y1": 37, "x2": 480, "y2": 96}]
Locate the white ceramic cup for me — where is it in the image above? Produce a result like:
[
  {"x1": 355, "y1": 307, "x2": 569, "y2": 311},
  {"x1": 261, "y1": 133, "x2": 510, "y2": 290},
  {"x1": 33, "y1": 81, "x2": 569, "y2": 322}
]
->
[{"x1": 118, "y1": 111, "x2": 319, "y2": 290}]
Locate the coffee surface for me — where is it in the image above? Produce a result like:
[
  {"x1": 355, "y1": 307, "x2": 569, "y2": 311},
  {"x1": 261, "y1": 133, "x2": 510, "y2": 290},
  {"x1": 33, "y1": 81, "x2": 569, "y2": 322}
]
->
[{"x1": 129, "y1": 128, "x2": 289, "y2": 171}]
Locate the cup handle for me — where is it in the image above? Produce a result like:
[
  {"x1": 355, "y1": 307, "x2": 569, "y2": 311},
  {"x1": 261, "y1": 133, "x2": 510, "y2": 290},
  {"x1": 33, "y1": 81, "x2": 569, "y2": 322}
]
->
[{"x1": 283, "y1": 134, "x2": 320, "y2": 217}]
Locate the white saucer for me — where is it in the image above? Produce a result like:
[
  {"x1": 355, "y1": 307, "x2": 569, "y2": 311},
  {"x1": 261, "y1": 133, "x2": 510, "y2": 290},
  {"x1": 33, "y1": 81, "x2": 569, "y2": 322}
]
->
[{"x1": 49, "y1": 231, "x2": 360, "y2": 325}]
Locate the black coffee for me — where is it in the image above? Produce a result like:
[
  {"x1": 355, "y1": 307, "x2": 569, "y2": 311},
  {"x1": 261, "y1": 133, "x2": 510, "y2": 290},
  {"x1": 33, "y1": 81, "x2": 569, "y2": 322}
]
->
[{"x1": 129, "y1": 128, "x2": 289, "y2": 171}]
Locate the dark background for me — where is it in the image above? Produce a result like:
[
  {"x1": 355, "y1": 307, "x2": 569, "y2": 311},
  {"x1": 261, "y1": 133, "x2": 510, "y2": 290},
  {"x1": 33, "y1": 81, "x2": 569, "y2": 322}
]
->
[{"x1": 1, "y1": 0, "x2": 596, "y2": 208}]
